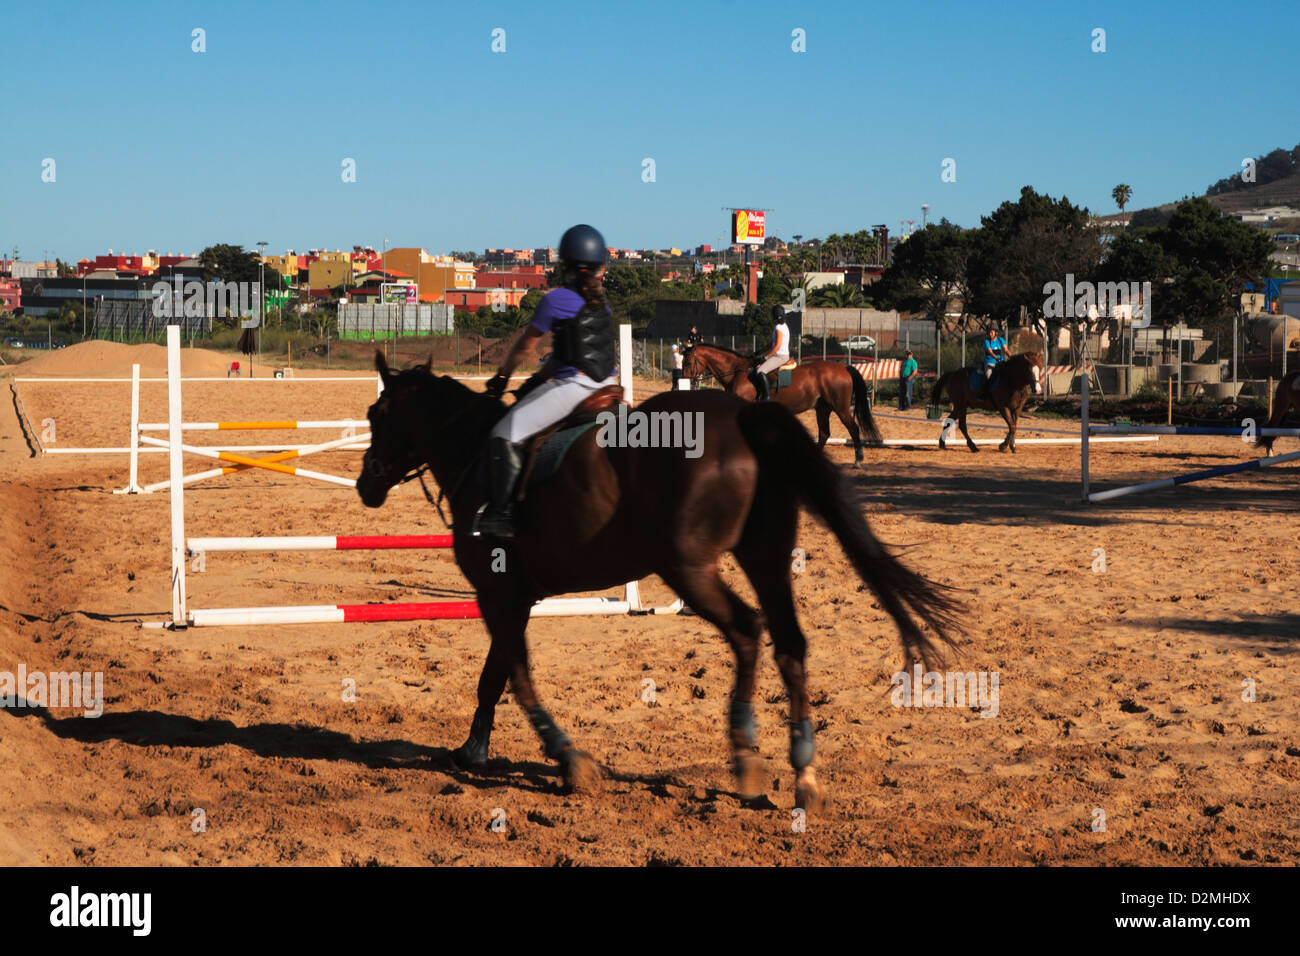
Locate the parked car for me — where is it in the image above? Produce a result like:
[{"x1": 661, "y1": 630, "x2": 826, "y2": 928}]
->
[{"x1": 844, "y1": 335, "x2": 877, "y2": 351}]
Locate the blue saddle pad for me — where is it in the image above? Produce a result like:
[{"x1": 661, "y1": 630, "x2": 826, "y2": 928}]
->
[{"x1": 969, "y1": 367, "x2": 1000, "y2": 392}]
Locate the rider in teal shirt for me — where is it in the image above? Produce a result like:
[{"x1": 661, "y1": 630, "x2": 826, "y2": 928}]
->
[{"x1": 980, "y1": 328, "x2": 1007, "y2": 397}]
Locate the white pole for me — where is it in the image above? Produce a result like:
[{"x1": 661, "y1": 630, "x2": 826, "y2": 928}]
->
[
  {"x1": 167, "y1": 325, "x2": 187, "y2": 626},
  {"x1": 113, "y1": 363, "x2": 143, "y2": 494},
  {"x1": 128, "y1": 362, "x2": 140, "y2": 492},
  {"x1": 1177, "y1": 323, "x2": 1183, "y2": 400},
  {"x1": 617, "y1": 323, "x2": 641, "y2": 610},
  {"x1": 1081, "y1": 364, "x2": 1090, "y2": 503}
]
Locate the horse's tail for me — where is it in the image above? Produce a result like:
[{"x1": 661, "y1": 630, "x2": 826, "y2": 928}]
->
[
  {"x1": 1256, "y1": 371, "x2": 1297, "y2": 454},
  {"x1": 846, "y1": 364, "x2": 883, "y2": 446},
  {"x1": 736, "y1": 402, "x2": 963, "y2": 669},
  {"x1": 931, "y1": 371, "x2": 952, "y2": 408}
]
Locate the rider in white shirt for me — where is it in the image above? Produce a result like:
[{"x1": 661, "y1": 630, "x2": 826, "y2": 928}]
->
[{"x1": 753, "y1": 305, "x2": 790, "y2": 400}]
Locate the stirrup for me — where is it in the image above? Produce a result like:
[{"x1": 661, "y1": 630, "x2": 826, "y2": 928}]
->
[{"x1": 471, "y1": 502, "x2": 516, "y2": 539}]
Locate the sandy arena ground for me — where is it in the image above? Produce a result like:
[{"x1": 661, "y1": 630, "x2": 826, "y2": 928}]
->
[{"x1": 1, "y1": 344, "x2": 1297, "y2": 866}]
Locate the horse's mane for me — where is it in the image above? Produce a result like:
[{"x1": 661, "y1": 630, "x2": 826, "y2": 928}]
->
[
  {"x1": 685, "y1": 341, "x2": 751, "y2": 359},
  {"x1": 389, "y1": 364, "x2": 509, "y2": 434}
]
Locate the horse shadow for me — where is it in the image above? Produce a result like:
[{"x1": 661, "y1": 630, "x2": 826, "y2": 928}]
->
[{"x1": 2, "y1": 703, "x2": 560, "y2": 794}]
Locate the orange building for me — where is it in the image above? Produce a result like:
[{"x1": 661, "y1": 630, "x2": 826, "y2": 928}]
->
[{"x1": 383, "y1": 248, "x2": 474, "y2": 302}]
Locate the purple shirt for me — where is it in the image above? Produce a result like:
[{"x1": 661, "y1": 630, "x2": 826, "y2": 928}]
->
[{"x1": 529, "y1": 287, "x2": 586, "y2": 379}]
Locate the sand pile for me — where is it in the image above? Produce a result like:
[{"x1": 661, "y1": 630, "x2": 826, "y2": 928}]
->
[{"x1": 9, "y1": 340, "x2": 234, "y2": 378}]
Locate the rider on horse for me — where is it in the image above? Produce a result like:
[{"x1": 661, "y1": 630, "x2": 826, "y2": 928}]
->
[
  {"x1": 980, "y1": 327, "x2": 1008, "y2": 399},
  {"x1": 752, "y1": 305, "x2": 791, "y2": 401},
  {"x1": 473, "y1": 224, "x2": 618, "y2": 539}
]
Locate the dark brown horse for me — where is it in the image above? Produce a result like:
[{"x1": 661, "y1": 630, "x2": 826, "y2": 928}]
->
[
  {"x1": 680, "y1": 342, "x2": 881, "y2": 464},
  {"x1": 930, "y1": 352, "x2": 1044, "y2": 453},
  {"x1": 1256, "y1": 370, "x2": 1300, "y2": 454},
  {"x1": 357, "y1": 356, "x2": 960, "y2": 811}
]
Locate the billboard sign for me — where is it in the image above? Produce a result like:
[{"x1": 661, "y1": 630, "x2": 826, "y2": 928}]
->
[
  {"x1": 732, "y1": 209, "x2": 766, "y2": 246},
  {"x1": 381, "y1": 282, "x2": 417, "y2": 304}
]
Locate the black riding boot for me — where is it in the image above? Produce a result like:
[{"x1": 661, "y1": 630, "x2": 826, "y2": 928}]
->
[
  {"x1": 473, "y1": 437, "x2": 524, "y2": 538},
  {"x1": 751, "y1": 369, "x2": 771, "y2": 401}
]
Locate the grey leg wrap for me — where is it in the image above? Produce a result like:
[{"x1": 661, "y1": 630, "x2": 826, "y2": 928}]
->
[
  {"x1": 789, "y1": 717, "x2": 815, "y2": 770},
  {"x1": 729, "y1": 699, "x2": 757, "y2": 748},
  {"x1": 526, "y1": 705, "x2": 572, "y2": 760}
]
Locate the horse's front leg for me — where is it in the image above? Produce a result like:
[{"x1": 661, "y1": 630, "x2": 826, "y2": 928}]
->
[
  {"x1": 997, "y1": 401, "x2": 1016, "y2": 452},
  {"x1": 489, "y1": 603, "x2": 602, "y2": 793},
  {"x1": 451, "y1": 640, "x2": 510, "y2": 769}
]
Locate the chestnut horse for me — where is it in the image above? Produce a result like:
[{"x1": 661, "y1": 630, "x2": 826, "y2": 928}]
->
[
  {"x1": 930, "y1": 352, "x2": 1044, "y2": 453},
  {"x1": 1256, "y1": 370, "x2": 1300, "y2": 454},
  {"x1": 680, "y1": 342, "x2": 881, "y2": 464},
  {"x1": 357, "y1": 356, "x2": 960, "y2": 811}
]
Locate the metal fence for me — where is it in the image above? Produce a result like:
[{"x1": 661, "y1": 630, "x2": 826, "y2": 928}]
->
[
  {"x1": 338, "y1": 303, "x2": 455, "y2": 339},
  {"x1": 91, "y1": 298, "x2": 210, "y2": 341}
]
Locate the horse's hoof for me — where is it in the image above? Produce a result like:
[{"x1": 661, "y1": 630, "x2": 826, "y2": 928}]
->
[
  {"x1": 734, "y1": 752, "x2": 764, "y2": 801},
  {"x1": 560, "y1": 749, "x2": 603, "y2": 794},
  {"x1": 451, "y1": 741, "x2": 488, "y2": 770},
  {"x1": 794, "y1": 767, "x2": 825, "y2": 814},
  {"x1": 968, "y1": 446, "x2": 980, "y2": 454}
]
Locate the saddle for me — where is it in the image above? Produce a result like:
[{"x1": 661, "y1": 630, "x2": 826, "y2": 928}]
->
[
  {"x1": 517, "y1": 384, "x2": 625, "y2": 497},
  {"x1": 756, "y1": 358, "x2": 797, "y2": 392},
  {"x1": 969, "y1": 365, "x2": 1000, "y2": 394}
]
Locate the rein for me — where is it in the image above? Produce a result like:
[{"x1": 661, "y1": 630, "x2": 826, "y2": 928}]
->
[{"x1": 390, "y1": 383, "x2": 495, "y2": 533}]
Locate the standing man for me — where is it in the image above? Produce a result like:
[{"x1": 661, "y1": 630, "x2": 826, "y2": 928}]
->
[
  {"x1": 980, "y1": 327, "x2": 1008, "y2": 399},
  {"x1": 671, "y1": 343, "x2": 684, "y2": 389},
  {"x1": 752, "y1": 304, "x2": 790, "y2": 401},
  {"x1": 899, "y1": 349, "x2": 918, "y2": 410}
]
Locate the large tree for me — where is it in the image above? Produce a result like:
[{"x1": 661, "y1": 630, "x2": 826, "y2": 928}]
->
[
  {"x1": 965, "y1": 186, "x2": 1103, "y2": 339},
  {"x1": 1145, "y1": 197, "x2": 1272, "y2": 329},
  {"x1": 871, "y1": 219, "x2": 970, "y2": 334}
]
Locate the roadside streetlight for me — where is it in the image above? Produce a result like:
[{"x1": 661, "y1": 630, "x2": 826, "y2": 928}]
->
[{"x1": 257, "y1": 240, "x2": 267, "y2": 364}]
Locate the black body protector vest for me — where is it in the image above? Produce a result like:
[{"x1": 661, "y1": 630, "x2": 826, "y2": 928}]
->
[{"x1": 553, "y1": 302, "x2": 616, "y2": 381}]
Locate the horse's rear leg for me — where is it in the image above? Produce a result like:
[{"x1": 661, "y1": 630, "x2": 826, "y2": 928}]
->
[
  {"x1": 958, "y1": 409, "x2": 979, "y2": 453},
  {"x1": 734, "y1": 545, "x2": 825, "y2": 813},
  {"x1": 829, "y1": 394, "x2": 864, "y2": 466},
  {"x1": 814, "y1": 398, "x2": 832, "y2": 451},
  {"x1": 661, "y1": 564, "x2": 764, "y2": 799}
]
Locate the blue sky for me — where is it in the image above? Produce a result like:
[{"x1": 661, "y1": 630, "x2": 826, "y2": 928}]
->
[{"x1": 1, "y1": 0, "x2": 1290, "y2": 261}]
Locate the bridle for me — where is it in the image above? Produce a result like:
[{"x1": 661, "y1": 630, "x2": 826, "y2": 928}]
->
[{"x1": 379, "y1": 376, "x2": 493, "y2": 532}]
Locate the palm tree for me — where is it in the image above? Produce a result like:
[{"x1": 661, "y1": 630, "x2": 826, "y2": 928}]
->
[
  {"x1": 811, "y1": 282, "x2": 864, "y2": 308},
  {"x1": 783, "y1": 274, "x2": 815, "y2": 310},
  {"x1": 1112, "y1": 184, "x2": 1133, "y2": 214}
]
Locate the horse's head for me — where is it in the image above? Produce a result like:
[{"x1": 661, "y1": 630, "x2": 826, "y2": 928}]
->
[
  {"x1": 680, "y1": 342, "x2": 702, "y2": 380},
  {"x1": 357, "y1": 352, "x2": 435, "y2": 507},
  {"x1": 1025, "y1": 351, "x2": 1044, "y2": 396},
  {"x1": 359, "y1": 352, "x2": 492, "y2": 508}
]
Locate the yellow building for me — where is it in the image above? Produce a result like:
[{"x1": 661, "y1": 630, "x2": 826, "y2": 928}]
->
[{"x1": 307, "y1": 259, "x2": 354, "y2": 291}]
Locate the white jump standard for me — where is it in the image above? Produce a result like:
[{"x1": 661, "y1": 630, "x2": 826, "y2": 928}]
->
[
  {"x1": 1080, "y1": 373, "x2": 1300, "y2": 502},
  {"x1": 149, "y1": 323, "x2": 682, "y2": 629}
]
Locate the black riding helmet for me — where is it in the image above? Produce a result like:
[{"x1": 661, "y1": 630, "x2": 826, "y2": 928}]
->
[{"x1": 559, "y1": 224, "x2": 607, "y2": 270}]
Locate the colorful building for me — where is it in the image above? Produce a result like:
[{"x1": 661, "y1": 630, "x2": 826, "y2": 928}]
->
[{"x1": 444, "y1": 287, "x2": 529, "y2": 311}]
